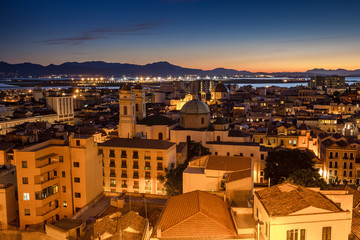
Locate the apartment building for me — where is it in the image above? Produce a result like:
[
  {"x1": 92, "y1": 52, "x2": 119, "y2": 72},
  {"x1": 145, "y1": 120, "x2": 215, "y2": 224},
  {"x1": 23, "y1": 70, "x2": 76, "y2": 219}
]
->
[
  {"x1": 14, "y1": 135, "x2": 102, "y2": 229},
  {"x1": 98, "y1": 138, "x2": 176, "y2": 195},
  {"x1": 319, "y1": 134, "x2": 357, "y2": 184},
  {"x1": 254, "y1": 183, "x2": 352, "y2": 240},
  {"x1": 46, "y1": 96, "x2": 74, "y2": 123}
]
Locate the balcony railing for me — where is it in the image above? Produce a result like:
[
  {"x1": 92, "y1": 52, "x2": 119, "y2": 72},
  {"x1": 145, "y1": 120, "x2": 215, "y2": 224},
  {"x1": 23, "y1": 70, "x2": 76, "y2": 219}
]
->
[
  {"x1": 145, "y1": 186, "x2": 151, "y2": 190},
  {"x1": 133, "y1": 165, "x2": 139, "y2": 169},
  {"x1": 145, "y1": 175, "x2": 151, "y2": 180},
  {"x1": 110, "y1": 163, "x2": 115, "y2": 168},
  {"x1": 110, "y1": 183, "x2": 116, "y2": 187},
  {"x1": 157, "y1": 157, "x2": 163, "y2": 161},
  {"x1": 121, "y1": 155, "x2": 127, "y2": 158},
  {"x1": 109, "y1": 154, "x2": 115, "y2": 158},
  {"x1": 121, "y1": 165, "x2": 127, "y2": 168},
  {"x1": 157, "y1": 167, "x2": 163, "y2": 171},
  {"x1": 110, "y1": 173, "x2": 116, "y2": 177}
]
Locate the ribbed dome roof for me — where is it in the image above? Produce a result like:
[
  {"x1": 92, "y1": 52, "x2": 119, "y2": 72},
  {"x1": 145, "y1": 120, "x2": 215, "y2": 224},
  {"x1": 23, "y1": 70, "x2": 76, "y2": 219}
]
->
[
  {"x1": 121, "y1": 84, "x2": 132, "y2": 91},
  {"x1": 212, "y1": 83, "x2": 229, "y2": 93},
  {"x1": 180, "y1": 100, "x2": 210, "y2": 114},
  {"x1": 133, "y1": 83, "x2": 143, "y2": 90}
]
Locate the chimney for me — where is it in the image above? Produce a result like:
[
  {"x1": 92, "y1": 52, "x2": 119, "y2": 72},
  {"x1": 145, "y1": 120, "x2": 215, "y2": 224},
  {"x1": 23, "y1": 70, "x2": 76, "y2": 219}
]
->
[{"x1": 157, "y1": 228, "x2": 162, "y2": 238}]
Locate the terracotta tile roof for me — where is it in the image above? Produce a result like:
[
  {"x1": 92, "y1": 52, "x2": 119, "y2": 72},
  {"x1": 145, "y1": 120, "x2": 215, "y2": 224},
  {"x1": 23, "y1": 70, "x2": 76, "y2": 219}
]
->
[
  {"x1": 155, "y1": 191, "x2": 236, "y2": 238},
  {"x1": 256, "y1": 183, "x2": 343, "y2": 216},
  {"x1": 227, "y1": 169, "x2": 252, "y2": 183},
  {"x1": 99, "y1": 138, "x2": 175, "y2": 150},
  {"x1": 352, "y1": 211, "x2": 360, "y2": 240},
  {"x1": 334, "y1": 186, "x2": 360, "y2": 208},
  {"x1": 205, "y1": 155, "x2": 252, "y2": 171}
]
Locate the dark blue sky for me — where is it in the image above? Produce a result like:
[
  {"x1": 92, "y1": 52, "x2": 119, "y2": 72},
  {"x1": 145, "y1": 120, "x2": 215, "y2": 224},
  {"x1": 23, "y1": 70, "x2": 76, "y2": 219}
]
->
[{"x1": 1, "y1": 0, "x2": 360, "y2": 71}]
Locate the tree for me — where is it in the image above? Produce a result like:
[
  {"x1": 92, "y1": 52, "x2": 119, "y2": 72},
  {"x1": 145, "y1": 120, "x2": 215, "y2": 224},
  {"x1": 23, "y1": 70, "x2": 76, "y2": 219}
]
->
[
  {"x1": 286, "y1": 169, "x2": 328, "y2": 189},
  {"x1": 264, "y1": 149, "x2": 315, "y2": 185},
  {"x1": 159, "y1": 163, "x2": 187, "y2": 196},
  {"x1": 187, "y1": 140, "x2": 211, "y2": 160}
]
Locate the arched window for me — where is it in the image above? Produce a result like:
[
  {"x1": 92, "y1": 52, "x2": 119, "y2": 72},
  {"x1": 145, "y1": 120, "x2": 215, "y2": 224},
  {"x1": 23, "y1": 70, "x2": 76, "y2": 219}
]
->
[
  {"x1": 136, "y1": 103, "x2": 139, "y2": 112},
  {"x1": 158, "y1": 132, "x2": 163, "y2": 140},
  {"x1": 124, "y1": 106, "x2": 127, "y2": 115},
  {"x1": 217, "y1": 136, "x2": 220, "y2": 142},
  {"x1": 186, "y1": 136, "x2": 191, "y2": 142}
]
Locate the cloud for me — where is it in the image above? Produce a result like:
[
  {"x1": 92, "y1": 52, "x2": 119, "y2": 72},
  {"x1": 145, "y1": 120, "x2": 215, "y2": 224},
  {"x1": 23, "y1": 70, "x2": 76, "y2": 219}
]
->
[{"x1": 42, "y1": 21, "x2": 164, "y2": 45}]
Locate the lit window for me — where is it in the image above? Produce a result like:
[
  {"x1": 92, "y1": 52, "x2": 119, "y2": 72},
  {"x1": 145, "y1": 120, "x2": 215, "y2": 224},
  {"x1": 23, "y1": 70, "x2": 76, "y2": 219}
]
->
[
  {"x1": 63, "y1": 201, "x2": 67, "y2": 207},
  {"x1": 23, "y1": 193, "x2": 30, "y2": 201}
]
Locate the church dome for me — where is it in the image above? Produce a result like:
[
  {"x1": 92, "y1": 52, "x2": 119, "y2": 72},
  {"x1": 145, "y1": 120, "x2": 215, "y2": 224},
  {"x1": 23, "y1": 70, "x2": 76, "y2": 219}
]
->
[
  {"x1": 212, "y1": 82, "x2": 229, "y2": 93},
  {"x1": 121, "y1": 84, "x2": 132, "y2": 91},
  {"x1": 133, "y1": 83, "x2": 143, "y2": 90},
  {"x1": 180, "y1": 100, "x2": 210, "y2": 114}
]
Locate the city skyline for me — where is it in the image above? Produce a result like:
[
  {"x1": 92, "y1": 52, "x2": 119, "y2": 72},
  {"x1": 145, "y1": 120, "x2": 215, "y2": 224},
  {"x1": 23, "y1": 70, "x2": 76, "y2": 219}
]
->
[{"x1": 1, "y1": 0, "x2": 360, "y2": 72}]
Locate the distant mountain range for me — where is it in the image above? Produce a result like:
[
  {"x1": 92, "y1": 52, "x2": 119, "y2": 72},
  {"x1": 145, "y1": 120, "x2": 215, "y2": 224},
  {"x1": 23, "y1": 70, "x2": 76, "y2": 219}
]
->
[{"x1": 1, "y1": 61, "x2": 360, "y2": 77}]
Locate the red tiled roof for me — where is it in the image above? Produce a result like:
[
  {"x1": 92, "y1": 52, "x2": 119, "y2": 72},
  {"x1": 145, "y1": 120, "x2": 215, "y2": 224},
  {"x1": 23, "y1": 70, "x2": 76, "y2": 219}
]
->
[
  {"x1": 155, "y1": 191, "x2": 236, "y2": 238},
  {"x1": 256, "y1": 183, "x2": 343, "y2": 216}
]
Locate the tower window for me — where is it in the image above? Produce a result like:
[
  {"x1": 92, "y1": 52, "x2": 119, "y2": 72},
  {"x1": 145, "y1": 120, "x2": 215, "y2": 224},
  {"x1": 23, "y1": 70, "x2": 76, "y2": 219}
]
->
[
  {"x1": 136, "y1": 103, "x2": 139, "y2": 112},
  {"x1": 124, "y1": 106, "x2": 127, "y2": 115},
  {"x1": 158, "y1": 132, "x2": 163, "y2": 140}
]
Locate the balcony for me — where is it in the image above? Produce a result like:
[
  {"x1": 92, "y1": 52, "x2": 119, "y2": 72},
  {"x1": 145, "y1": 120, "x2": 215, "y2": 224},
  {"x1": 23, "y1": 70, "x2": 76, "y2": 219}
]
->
[
  {"x1": 133, "y1": 165, "x2": 139, "y2": 169},
  {"x1": 110, "y1": 173, "x2": 116, "y2": 177},
  {"x1": 121, "y1": 184, "x2": 127, "y2": 188},
  {"x1": 157, "y1": 167, "x2": 163, "y2": 171},
  {"x1": 121, "y1": 165, "x2": 127, "y2": 168},
  {"x1": 145, "y1": 186, "x2": 151, "y2": 190},
  {"x1": 145, "y1": 156, "x2": 151, "y2": 160},
  {"x1": 110, "y1": 183, "x2": 116, "y2": 187},
  {"x1": 121, "y1": 174, "x2": 127, "y2": 178},
  {"x1": 109, "y1": 154, "x2": 115, "y2": 158},
  {"x1": 35, "y1": 162, "x2": 59, "y2": 175},
  {"x1": 145, "y1": 175, "x2": 151, "y2": 180},
  {"x1": 343, "y1": 156, "x2": 349, "y2": 160},
  {"x1": 34, "y1": 177, "x2": 59, "y2": 192},
  {"x1": 157, "y1": 157, "x2": 163, "y2": 161},
  {"x1": 121, "y1": 155, "x2": 127, "y2": 158},
  {"x1": 109, "y1": 163, "x2": 116, "y2": 168}
]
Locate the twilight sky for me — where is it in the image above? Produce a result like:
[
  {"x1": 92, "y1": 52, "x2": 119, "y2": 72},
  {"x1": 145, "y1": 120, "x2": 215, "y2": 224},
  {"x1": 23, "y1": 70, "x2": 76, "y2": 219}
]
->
[{"x1": 1, "y1": 0, "x2": 360, "y2": 72}]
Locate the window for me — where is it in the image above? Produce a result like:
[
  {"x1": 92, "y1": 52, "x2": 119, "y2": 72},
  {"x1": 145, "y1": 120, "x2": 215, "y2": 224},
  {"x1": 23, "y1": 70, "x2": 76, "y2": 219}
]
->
[
  {"x1": 59, "y1": 156, "x2": 63, "y2": 162},
  {"x1": 54, "y1": 170, "x2": 57, "y2": 177},
  {"x1": 22, "y1": 161, "x2": 28, "y2": 168},
  {"x1": 251, "y1": 153, "x2": 254, "y2": 157},
  {"x1": 133, "y1": 161, "x2": 139, "y2": 169},
  {"x1": 109, "y1": 149, "x2": 115, "y2": 158},
  {"x1": 110, "y1": 179, "x2": 116, "y2": 187},
  {"x1": 157, "y1": 162, "x2": 163, "y2": 170},
  {"x1": 329, "y1": 161, "x2": 333, "y2": 168},
  {"x1": 133, "y1": 151, "x2": 139, "y2": 159},
  {"x1": 63, "y1": 201, "x2": 67, "y2": 207},
  {"x1": 335, "y1": 152, "x2": 338, "y2": 158},
  {"x1": 289, "y1": 140, "x2": 292, "y2": 144},
  {"x1": 73, "y1": 162, "x2": 79, "y2": 168},
  {"x1": 287, "y1": 229, "x2": 305, "y2": 240},
  {"x1": 133, "y1": 171, "x2": 139, "y2": 179},
  {"x1": 124, "y1": 106, "x2": 127, "y2": 115},
  {"x1": 98, "y1": 149, "x2": 103, "y2": 155},
  {"x1": 322, "y1": 227, "x2": 331, "y2": 240},
  {"x1": 344, "y1": 162, "x2": 347, "y2": 169},
  {"x1": 110, "y1": 159, "x2": 115, "y2": 168},
  {"x1": 121, "y1": 160, "x2": 127, "y2": 168},
  {"x1": 215, "y1": 152, "x2": 218, "y2": 155},
  {"x1": 201, "y1": 118, "x2": 204, "y2": 124},
  {"x1": 121, "y1": 150, "x2": 127, "y2": 158},
  {"x1": 344, "y1": 153, "x2": 348, "y2": 159},
  {"x1": 261, "y1": 154, "x2": 265, "y2": 160},
  {"x1": 334, "y1": 162, "x2": 338, "y2": 168},
  {"x1": 62, "y1": 186, "x2": 66, "y2": 193},
  {"x1": 343, "y1": 171, "x2": 347, "y2": 177},
  {"x1": 76, "y1": 140, "x2": 80, "y2": 146},
  {"x1": 350, "y1": 162, "x2": 353, "y2": 169},
  {"x1": 75, "y1": 192, "x2": 81, "y2": 198},
  {"x1": 22, "y1": 177, "x2": 28, "y2": 184},
  {"x1": 62, "y1": 171, "x2": 66, "y2": 178},
  {"x1": 329, "y1": 152, "x2": 333, "y2": 158},
  {"x1": 122, "y1": 170, "x2": 127, "y2": 178},
  {"x1": 217, "y1": 136, "x2": 221, "y2": 142},
  {"x1": 122, "y1": 180, "x2": 127, "y2": 188},
  {"x1": 23, "y1": 193, "x2": 30, "y2": 201},
  {"x1": 74, "y1": 177, "x2": 80, "y2": 183},
  {"x1": 24, "y1": 209, "x2": 30, "y2": 216},
  {"x1": 350, "y1": 171, "x2": 353, "y2": 177},
  {"x1": 145, "y1": 162, "x2": 151, "y2": 170},
  {"x1": 136, "y1": 103, "x2": 139, "y2": 112},
  {"x1": 158, "y1": 132, "x2": 163, "y2": 140},
  {"x1": 133, "y1": 180, "x2": 139, "y2": 189},
  {"x1": 110, "y1": 169, "x2": 116, "y2": 177},
  {"x1": 227, "y1": 152, "x2": 230, "y2": 156},
  {"x1": 145, "y1": 172, "x2": 151, "y2": 179},
  {"x1": 350, "y1": 153, "x2": 354, "y2": 159}
]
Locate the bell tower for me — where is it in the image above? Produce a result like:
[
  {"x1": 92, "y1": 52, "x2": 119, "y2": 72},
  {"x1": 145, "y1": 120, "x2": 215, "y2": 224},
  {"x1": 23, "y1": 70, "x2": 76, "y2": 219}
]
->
[
  {"x1": 119, "y1": 84, "x2": 136, "y2": 138},
  {"x1": 133, "y1": 83, "x2": 146, "y2": 121}
]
